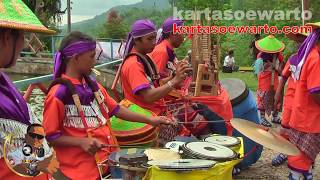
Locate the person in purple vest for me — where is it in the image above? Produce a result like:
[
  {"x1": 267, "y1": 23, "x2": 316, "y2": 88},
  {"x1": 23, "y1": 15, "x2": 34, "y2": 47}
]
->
[{"x1": 0, "y1": 0, "x2": 60, "y2": 179}]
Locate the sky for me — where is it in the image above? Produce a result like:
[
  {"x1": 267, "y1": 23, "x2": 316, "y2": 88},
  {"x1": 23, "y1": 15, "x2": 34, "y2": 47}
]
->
[{"x1": 60, "y1": 0, "x2": 142, "y2": 25}]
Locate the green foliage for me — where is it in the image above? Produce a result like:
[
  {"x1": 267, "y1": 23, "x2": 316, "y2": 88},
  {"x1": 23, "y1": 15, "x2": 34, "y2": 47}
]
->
[
  {"x1": 99, "y1": 10, "x2": 128, "y2": 39},
  {"x1": 220, "y1": 71, "x2": 258, "y2": 91},
  {"x1": 22, "y1": 0, "x2": 63, "y2": 26},
  {"x1": 173, "y1": 0, "x2": 320, "y2": 66}
]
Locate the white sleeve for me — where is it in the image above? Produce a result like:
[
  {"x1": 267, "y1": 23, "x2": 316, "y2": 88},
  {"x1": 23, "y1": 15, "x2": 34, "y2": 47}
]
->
[{"x1": 224, "y1": 56, "x2": 229, "y2": 66}]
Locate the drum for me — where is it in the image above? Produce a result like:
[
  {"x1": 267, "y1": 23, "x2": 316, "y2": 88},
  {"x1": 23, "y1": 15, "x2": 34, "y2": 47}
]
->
[
  {"x1": 144, "y1": 149, "x2": 180, "y2": 161},
  {"x1": 110, "y1": 100, "x2": 157, "y2": 146},
  {"x1": 165, "y1": 141, "x2": 185, "y2": 152},
  {"x1": 174, "y1": 136, "x2": 198, "y2": 143},
  {"x1": 108, "y1": 148, "x2": 180, "y2": 179},
  {"x1": 108, "y1": 148, "x2": 147, "y2": 179},
  {"x1": 147, "y1": 159, "x2": 216, "y2": 171},
  {"x1": 220, "y1": 78, "x2": 249, "y2": 106},
  {"x1": 204, "y1": 135, "x2": 240, "y2": 148},
  {"x1": 221, "y1": 78, "x2": 263, "y2": 169},
  {"x1": 180, "y1": 142, "x2": 238, "y2": 162}
]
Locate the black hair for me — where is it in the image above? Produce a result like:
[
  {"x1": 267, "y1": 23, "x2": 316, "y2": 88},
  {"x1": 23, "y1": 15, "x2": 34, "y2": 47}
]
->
[
  {"x1": 56, "y1": 31, "x2": 95, "y2": 78},
  {"x1": 162, "y1": 32, "x2": 171, "y2": 40},
  {"x1": 26, "y1": 123, "x2": 43, "y2": 134},
  {"x1": 0, "y1": 28, "x2": 22, "y2": 68},
  {"x1": 228, "y1": 50, "x2": 234, "y2": 55}
]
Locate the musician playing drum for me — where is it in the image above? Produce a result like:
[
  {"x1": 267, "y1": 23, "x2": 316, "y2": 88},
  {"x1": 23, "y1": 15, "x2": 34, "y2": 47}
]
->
[
  {"x1": 118, "y1": 19, "x2": 192, "y2": 144},
  {"x1": 149, "y1": 17, "x2": 234, "y2": 136},
  {"x1": 42, "y1": 31, "x2": 172, "y2": 180}
]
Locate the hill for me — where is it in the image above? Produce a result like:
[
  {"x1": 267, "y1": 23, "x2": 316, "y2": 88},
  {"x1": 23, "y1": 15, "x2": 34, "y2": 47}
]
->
[{"x1": 60, "y1": 0, "x2": 171, "y2": 36}]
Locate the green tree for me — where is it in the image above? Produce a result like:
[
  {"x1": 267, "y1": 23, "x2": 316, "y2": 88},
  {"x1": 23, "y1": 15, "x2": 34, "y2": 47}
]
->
[
  {"x1": 100, "y1": 10, "x2": 128, "y2": 39},
  {"x1": 22, "y1": 0, "x2": 64, "y2": 26}
]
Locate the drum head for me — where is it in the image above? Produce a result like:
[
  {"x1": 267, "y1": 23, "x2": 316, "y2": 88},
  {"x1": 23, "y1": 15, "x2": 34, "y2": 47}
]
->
[
  {"x1": 221, "y1": 78, "x2": 249, "y2": 106},
  {"x1": 144, "y1": 149, "x2": 180, "y2": 161},
  {"x1": 148, "y1": 159, "x2": 216, "y2": 171},
  {"x1": 165, "y1": 141, "x2": 185, "y2": 152},
  {"x1": 204, "y1": 135, "x2": 240, "y2": 147},
  {"x1": 182, "y1": 142, "x2": 237, "y2": 161},
  {"x1": 108, "y1": 148, "x2": 145, "y2": 165}
]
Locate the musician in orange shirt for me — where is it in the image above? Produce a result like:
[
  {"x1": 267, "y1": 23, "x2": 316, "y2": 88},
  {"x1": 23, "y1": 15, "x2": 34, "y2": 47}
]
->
[
  {"x1": 42, "y1": 31, "x2": 172, "y2": 179},
  {"x1": 255, "y1": 35, "x2": 285, "y2": 127},
  {"x1": 272, "y1": 31, "x2": 307, "y2": 167},
  {"x1": 284, "y1": 23, "x2": 320, "y2": 180},
  {"x1": 149, "y1": 17, "x2": 234, "y2": 136}
]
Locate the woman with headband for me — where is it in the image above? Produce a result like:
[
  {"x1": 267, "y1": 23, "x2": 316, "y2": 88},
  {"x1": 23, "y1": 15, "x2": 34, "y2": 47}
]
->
[
  {"x1": 117, "y1": 19, "x2": 191, "y2": 144},
  {"x1": 42, "y1": 31, "x2": 172, "y2": 179}
]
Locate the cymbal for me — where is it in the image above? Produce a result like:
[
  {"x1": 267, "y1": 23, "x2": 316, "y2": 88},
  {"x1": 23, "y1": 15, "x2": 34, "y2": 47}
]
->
[{"x1": 230, "y1": 118, "x2": 300, "y2": 156}]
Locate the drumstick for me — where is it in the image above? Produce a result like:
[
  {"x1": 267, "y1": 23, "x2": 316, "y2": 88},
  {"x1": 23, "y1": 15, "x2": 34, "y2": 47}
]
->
[
  {"x1": 101, "y1": 144, "x2": 146, "y2": 148},
  {"x1": 176, "y1": 120, "x2": 226, "y2": 124}
]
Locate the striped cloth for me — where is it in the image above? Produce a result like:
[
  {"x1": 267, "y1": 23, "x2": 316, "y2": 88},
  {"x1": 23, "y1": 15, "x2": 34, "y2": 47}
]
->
[{"x1": 285, "y1": 128, "x2": 320, "y2": 161}]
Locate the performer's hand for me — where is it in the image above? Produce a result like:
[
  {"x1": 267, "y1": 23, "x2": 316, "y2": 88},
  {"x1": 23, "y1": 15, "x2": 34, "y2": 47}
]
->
[
  {"x1": 37, "y1": 151, "x2": 59, "y2": 174},
  {"x1": 148, "y1": 116, "x2": 175, "y2": 127},
  {"x1": 173, "y1": 61, "x2": 192, "y2": 86},
  {"x1": 79, "y1": 138, "x2": 103, "y2": 156}
]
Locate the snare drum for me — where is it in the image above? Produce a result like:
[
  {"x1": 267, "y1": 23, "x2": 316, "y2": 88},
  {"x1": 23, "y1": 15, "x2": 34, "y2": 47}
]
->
[
  {"x1": 165, "y1": 141, "x2": 185, "y2": 152},
  {"x1": 110, "y1": 100, "x2": 157, "y2": 146},
  {"x1": 204, "y1": 135, "x2": 240, "y2": 148},
  {"x1": 180, "y1": 142, "x2": 238, "y2": 162},
  {"x1": 220, "y1": 78, "x2": 249, "y2": 106},
  {"x1": 144, "y1": 149, "x2": 180, "y2": 161},
  {"x1": 108, "y1": 148, "x2": 146, "y2": 179}
]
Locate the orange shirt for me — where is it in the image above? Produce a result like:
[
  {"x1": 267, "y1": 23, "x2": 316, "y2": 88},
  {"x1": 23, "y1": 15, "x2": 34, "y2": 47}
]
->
[
  {"x1": 149, "y1": 39, "x2": 176, "y2": 78},
  {"x1": 282, "y1": 60, "x2": 296, "y2": 110},
  {"x1": 257, "y1": 71, "x2": 279, "y2": 91},
  {"x1": 121, "y1": 52, "x2": 163, "y2": 115},
  {"x1": 257, "y1": 55, "x2": 283, "y2": 91},
  {"x1": 289, "y1": 46, "x2": 320, "y2": 133},
  {"x1": 43, "y1": 74, "x2": 119, "y2": 180}
]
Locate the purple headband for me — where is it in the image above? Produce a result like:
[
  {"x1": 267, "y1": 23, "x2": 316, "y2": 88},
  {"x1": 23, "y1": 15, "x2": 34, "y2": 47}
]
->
[
  {"x1": 123, "y1": 19, "x2": 157, "y2": 57},
  {"x1": 157, "y1": 17, "x2": 184, "y2": 44},
  {"x1": 289, "y1": 28, "x2": 320, "y2": 81},
  {"x1": 53, "y1": 41, "x2": 96, "y2": 79}
]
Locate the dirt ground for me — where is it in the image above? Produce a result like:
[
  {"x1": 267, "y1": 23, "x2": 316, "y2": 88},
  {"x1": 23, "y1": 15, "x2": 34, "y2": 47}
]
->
[{"x1": 234, "y1": 148, "x2": 320, "y2": 180}]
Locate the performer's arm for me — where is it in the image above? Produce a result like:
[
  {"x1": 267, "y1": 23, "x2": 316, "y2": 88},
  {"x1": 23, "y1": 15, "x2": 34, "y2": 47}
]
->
[
  {"x1": 306, "y1": 55, "x2": 320, "y2": 105},
  {"x1": 138, "y1": 62, "x2": 191, "y2": 103},
  {"x1": 311, "y1": 93, "x2": 320, "y2": 105},
  {"x1": 114, "y1": 106, "x2": 172, "y2": 126},
  {"x1": 98, "y1": 84, "x2": 173, "y2": 126},
  {"x1": 49, "y1": 136, "x2": 103, "y2": 156},
  {"x1": 43, "y1": 86, "x2": 103, "y2": 155},
  {"x1": 274, "y1": 77, "x2": 288, "y2": 108},
  {"x1": 275, "y1": 61, "x2": 290, "y2": 107}
]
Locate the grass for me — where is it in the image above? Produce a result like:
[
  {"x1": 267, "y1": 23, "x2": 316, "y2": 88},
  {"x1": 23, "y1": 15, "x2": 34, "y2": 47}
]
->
[{"x1": 219, "y1": 71, "x2": 258, "y2": 91}]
